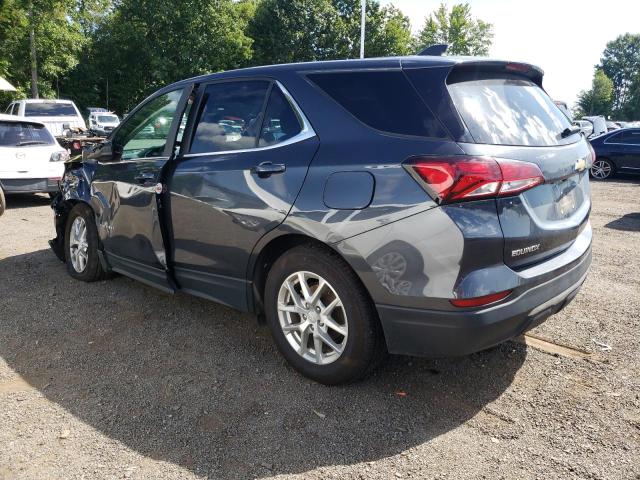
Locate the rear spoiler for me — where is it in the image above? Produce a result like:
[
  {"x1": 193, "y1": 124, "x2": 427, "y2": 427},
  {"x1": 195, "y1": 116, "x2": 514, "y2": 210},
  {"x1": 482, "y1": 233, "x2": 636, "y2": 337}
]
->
[{"x1": 446, "y1": 61, "x2": 544, "y2": 87}]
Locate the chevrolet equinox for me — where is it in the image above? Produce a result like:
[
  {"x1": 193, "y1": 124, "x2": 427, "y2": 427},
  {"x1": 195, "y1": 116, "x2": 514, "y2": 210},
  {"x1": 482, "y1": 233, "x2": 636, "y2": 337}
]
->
[{"x1": 50, "y1": 55, "x2": 593, "y2": 384}]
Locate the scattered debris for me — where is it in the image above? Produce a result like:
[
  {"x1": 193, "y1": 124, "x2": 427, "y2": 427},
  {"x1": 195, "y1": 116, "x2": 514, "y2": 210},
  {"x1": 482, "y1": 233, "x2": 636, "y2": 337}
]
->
[
  {"x1": 512, "y1": 334, "x2": 593, "y2": 361},
  {"x1": 312, "y1": 409, "x2": 326, "y2": 419},
  {"x1": 58, "y1": 429, "x2": 70, "y2": 439},
  {"x1": 490, "y1": 437, "x2": 500, "y2": 444},
  {"x1": 395, "y1": 391, "x2": 408, "y2": 397},
  {"x1": 591, "y1": 339, "x2": 612, "y2": 352}
]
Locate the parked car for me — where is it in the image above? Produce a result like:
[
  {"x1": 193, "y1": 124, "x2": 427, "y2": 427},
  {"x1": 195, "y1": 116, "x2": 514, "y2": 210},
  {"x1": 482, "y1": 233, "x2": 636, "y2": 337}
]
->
[
  {"x1": 606, "y1": 121, "x2": 621, "y2": 132},
  {"x1": 574, "y1": 120, "x2": 594, "y2": 138},
  {"x1": 5, "y1": 99, "x2": 86, "y2": 136},
  {"x1": 582, "y1": 116, "x2": 607, "y2": 138},
  {"x1": 589, "y1": 128, "x2": 640, "y2": 179},
  {"x1": 88, "y1": 112, "x2": 120, "y2": 137},
  {"x1": 50, "y1": 56, "x2": 593, "y2": 384},
  {"x1": 0, "y1": 114, "x2": 69, "y2": 196}
]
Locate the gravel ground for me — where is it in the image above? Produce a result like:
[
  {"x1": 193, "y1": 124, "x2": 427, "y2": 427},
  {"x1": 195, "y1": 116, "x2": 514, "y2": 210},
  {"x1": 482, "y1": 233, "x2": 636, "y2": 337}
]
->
[{"x1": 0, "y1": 179, "x2": 638, "y2": 480}]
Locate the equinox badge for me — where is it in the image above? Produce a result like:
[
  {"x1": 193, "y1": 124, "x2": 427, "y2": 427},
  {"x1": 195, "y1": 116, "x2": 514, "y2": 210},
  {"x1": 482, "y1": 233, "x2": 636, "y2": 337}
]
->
[{"x1": 511, "y1": 244, "x2": 541, "y2": 257}]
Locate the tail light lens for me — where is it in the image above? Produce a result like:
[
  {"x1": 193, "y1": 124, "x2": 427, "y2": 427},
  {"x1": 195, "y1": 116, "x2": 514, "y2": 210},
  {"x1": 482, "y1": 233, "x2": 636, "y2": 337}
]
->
[
  {"x1": 405, "y1": 156, "x2": 544, "y2": 204},
  {"x1": 587, "y1": 142, "x2": 596, "y2": 166}
]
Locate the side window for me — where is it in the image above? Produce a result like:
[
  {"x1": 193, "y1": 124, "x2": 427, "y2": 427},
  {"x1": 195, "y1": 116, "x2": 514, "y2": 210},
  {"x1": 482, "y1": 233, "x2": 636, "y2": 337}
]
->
[
  {"x1": 307, "y1": 70, "x2": 449, "y2": 139},
  {"x1": 621, "y1": 130, "x2": 640, "y2": 145},
  {"x1": 189, "y1": 81, "x2": 270, "y2": 154},
  {"x1": 259, "y1": 87, "x2": 303, "y2": 147},
  {"x1": 606, "y1": 132, "x2": 623, "y2": 143},
  {"x1": 114, "y1": 89, "x2": 183, "y2": 160}
]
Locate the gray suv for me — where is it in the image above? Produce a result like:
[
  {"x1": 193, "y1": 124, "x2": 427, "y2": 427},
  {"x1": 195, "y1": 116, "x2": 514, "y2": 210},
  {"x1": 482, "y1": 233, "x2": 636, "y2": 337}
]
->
[{"x1": 50, "y1": 56, "x2": 592, "y2": 384}]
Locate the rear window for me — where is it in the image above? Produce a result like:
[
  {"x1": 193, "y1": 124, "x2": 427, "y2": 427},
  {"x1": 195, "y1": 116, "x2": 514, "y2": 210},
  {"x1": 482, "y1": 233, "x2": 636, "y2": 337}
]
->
[
  {"x1": 0, "y1": 121, "x2": 54, "y2": 146},
  {"x1": 448, "y1": 77, "x2": 572, "y2": 146},
  {"x1": 24, "y1": 102, "x2": 77, "y2": 117},
  {"x1": 307, "y1": 71, "x2": 448, "y2": 139},
  {"x1": 97, "y1": 115, "x2": 119, "y2": 123}
]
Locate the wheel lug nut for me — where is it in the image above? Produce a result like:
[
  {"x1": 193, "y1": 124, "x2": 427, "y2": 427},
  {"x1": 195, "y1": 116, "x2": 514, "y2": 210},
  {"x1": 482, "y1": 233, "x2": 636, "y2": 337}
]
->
[
  {"x1": 315, "y1": 307, "x2": 321, "y2": 313},
  {"x1": 319, "y1": 322, "x2": 324, "y2": 327},
  {"x1": 302, "y1": 314, "x2": 307, "y2": 319}
]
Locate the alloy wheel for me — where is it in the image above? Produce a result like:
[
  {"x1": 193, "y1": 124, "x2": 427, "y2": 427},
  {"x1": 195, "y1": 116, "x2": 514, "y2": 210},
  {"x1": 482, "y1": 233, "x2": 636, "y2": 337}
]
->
[
  {"x1": 277, "y1": 271, "x2": 348, "y2": 365},
  {"x1": 69, "y1": 216, "x2": 89, "y2": 273},
  {"x1": 590, "y1": 160, "x2": 612, "y2": 179}
]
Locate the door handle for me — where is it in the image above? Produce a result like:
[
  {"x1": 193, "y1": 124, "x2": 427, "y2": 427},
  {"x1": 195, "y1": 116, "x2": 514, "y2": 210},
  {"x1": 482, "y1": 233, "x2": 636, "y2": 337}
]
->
[
  {"x1": 134, "y1": 172, "x2": 156, "y2": 184},
  {"x1": 251, "y1": 162, "x2": 286, "y2": 178}
]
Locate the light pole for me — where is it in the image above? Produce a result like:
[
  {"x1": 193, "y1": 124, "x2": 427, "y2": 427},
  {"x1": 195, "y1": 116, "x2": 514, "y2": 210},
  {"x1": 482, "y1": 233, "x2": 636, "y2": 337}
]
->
[{"x1": 360, "y1": 0, "x2": 366, "y2": 59}]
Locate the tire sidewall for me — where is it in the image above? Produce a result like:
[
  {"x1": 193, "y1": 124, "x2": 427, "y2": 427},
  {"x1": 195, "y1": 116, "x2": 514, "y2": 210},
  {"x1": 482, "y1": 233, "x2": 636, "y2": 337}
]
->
[
  {"x1": 64, "y1": 203, "x2": 102, "y2": 281},
  {"x1": 265, "y1": 246, "x2": 378, "y2": 384}
]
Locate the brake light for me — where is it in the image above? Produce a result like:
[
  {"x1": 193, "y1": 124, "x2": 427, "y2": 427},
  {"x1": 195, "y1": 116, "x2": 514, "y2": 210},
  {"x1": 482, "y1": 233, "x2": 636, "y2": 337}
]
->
[
  {"x1": 587, "y1": 142, "x2": 596, "y2": 165},
  {"x1": 405, "y1": 156, "x2": 544, "y2": 204},
  {"x1": 505, "y1": 62, "x2": 531, "y2": 74},
  {"x1": 450, "y1": 290, "x2": 512, "y2": 308}
]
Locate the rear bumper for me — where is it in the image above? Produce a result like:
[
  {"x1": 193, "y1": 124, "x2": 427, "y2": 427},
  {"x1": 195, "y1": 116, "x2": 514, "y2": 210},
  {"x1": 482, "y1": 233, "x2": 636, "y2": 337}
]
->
[
  {"x1": 0, "y1": 178, "x2": 60, "y2": 193},
  {"x1": 376, "y1": 245, "x2": 591, "y2": 357}
]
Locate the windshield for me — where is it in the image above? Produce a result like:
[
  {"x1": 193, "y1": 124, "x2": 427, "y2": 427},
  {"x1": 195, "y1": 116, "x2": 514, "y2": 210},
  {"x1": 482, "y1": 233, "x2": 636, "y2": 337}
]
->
[
  {"x1": 24, "y1": 103, "x2": 77, "y2": 117},
  {"x1": 448, "y1": 77, "x2": 573, "y2": 146},
  {"x1": 97, "y1": 115, "x2": 119, "y2": 123},
  {"x1": 0, "y1": 121, "x2": 54, "y2": 146}
]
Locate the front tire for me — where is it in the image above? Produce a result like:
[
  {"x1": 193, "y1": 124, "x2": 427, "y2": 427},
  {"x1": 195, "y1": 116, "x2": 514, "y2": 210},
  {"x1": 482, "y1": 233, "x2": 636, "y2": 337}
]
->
[
  {"x1": 264, "y1": 244, "x2": 385, "y2": 384},
  {"x1": 590, "y1": 158, "x2": 614, "y2": 180},
  {"x1": 64, "y1": 203, "x2": 107, "y2": 282}
]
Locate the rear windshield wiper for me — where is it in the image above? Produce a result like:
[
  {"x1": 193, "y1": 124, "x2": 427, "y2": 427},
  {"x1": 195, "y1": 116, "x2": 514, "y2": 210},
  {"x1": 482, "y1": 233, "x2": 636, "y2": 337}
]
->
[
  {"x1": 16, "y1": 140, "x2": 48, "y2": 146},
  {"x1": 560, "y1": 125, "x2": 581, "y2": 138}
]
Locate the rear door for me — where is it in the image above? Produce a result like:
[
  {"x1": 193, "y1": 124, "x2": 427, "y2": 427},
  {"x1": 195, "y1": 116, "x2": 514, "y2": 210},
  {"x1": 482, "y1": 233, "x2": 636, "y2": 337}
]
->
[
  {"x1": 168, "y1": 79, "x2": 319, "y2": 310},
  {"x1": 90, "y1": 87, "x2": 190, "y2": 291},
  {"x1": 617, "y1": 129, "x2": 640, "y2": 169},
  {"x1": 409, "y1": 65, "x2": 591, "y2": 268}
]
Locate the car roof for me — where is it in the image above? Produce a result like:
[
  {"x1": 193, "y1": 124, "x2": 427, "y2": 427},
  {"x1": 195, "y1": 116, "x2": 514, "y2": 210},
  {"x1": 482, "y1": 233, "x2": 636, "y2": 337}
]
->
[
  {"x1": 164, "y1": 55, "x2": 544, "y2": 90},
  {"x1": 0, "y1": 113, "x2": 45, "y2": 126},
  {"x1": 15, "y1": 98, "x2": 75, "y2": 104}
]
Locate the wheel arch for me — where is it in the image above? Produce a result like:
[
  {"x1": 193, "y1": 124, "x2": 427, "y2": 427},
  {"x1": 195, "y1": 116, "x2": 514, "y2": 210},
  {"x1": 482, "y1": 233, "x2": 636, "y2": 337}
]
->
[
  {"x1": 50, "y1": 197, "x2": 100, "y2": 262},
  {"x1": 248, "y1": 233, "x2": 377, "y2": 324}
]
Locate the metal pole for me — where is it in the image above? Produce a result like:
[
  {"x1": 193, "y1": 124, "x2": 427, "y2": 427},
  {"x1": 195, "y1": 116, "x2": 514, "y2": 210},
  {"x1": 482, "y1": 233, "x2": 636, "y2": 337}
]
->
[{"x1": 360, "y1": 0, "x2": 366, "y2": 59}]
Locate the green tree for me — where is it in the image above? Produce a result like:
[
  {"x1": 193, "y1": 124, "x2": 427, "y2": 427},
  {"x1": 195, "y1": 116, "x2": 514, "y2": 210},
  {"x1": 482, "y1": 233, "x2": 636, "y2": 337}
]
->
[
  {"x1": 64, "y1": 0, "x2": 254, "y2": 114},
  {"x1": 575, "y1": 69, "x2": 614, "y2": 118},
  {"x1": 248, "y1": 0, "x2": 414, "y2": 65},
  {"x1": 599, "y1": 33, "x2": 640, "y2": 116},
  {"x1": 248, "y1": 0, "x2": 345, "y2": 65},
  {"x1": 0, "y1": 0, "x2": 89, "y2": 99},
  {"x1": 415, "y1": 3, "x2": 493, "y2": 56}
]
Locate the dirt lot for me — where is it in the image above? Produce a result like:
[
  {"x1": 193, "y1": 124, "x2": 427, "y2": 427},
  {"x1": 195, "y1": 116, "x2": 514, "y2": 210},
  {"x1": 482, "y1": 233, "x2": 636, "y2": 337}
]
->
[{"x1": 0, "y1": 180, "x2": 639, "y2": 480}]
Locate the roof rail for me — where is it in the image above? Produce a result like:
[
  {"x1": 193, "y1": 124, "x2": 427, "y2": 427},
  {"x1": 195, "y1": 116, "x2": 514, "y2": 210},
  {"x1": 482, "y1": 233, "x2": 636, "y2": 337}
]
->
[{"x1": 418, "y1": 44, "x2": 449, "y2": 56}]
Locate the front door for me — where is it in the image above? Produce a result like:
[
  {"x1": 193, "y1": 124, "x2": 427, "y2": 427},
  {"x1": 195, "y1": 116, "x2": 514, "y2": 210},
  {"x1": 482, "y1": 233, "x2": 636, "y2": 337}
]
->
[
  {"x1": 168, "y1": 79, "x2": 319, "y2": 309},
  {"x1": 618, "y1": 129, "x2": 640, "y2": 170},
  {"x1": 91, "y1": 87, "x2": 190, "y2": 291}
]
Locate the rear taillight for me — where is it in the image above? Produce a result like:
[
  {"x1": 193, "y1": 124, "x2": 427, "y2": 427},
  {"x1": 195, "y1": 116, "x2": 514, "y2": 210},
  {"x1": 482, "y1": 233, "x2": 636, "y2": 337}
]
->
[
  {"x1": 405, "y1": 156, "x2": 544, "y2": 204},
  {"x1": 587, "y1": 142, "x2": 596, "y2": 166}
]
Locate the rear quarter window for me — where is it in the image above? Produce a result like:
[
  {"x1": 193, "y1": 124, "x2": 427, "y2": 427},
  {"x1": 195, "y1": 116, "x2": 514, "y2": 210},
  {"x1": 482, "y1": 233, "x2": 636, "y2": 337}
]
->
[
  {"x1": 307, "y1": 70, "x2": 448, "y2": 139},
  {"x1": 448, "y1": 76, "x2": 573, "y2": 146}
]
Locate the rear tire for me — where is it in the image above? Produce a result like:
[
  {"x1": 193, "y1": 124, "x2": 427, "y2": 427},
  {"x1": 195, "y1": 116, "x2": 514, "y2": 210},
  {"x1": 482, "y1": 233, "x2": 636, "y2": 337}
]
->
[
  {"x1": 590, "y1": 158, "x2": 614, "y2": 180},
  {"x1": 264, "y1": 244, "x2": 386, "y2": 385},
  {"x1": 0, "y1": 186, "x2": 5, "y2": 217},
  {"x1": 64, "y1": 203, "x2": 108, "y2": 282}
]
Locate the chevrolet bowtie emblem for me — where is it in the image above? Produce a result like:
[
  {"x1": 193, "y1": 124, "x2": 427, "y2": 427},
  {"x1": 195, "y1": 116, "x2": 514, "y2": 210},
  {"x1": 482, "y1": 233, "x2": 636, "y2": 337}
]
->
[{"x1": 574, "y1": 158, "x2": 587, "y2": 172}]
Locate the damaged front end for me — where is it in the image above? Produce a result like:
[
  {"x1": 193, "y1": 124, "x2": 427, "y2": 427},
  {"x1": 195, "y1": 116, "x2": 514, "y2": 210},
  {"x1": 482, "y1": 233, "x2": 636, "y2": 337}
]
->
[{"x1": 49, "y1": 158, "x2": 97, "y2": 262}]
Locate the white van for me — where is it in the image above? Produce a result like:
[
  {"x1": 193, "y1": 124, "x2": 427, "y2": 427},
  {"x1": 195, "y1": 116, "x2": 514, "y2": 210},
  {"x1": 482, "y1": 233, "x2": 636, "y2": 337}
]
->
[{"x1": 5, "y1": 99, "x2": 86, "y2": 136}]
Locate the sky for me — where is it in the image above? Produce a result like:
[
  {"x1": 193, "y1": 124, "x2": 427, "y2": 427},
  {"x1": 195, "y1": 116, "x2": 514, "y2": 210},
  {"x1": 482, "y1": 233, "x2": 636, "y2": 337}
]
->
[{"x1": 381, "y1": 0, "x2": 640, "y2": 108}]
